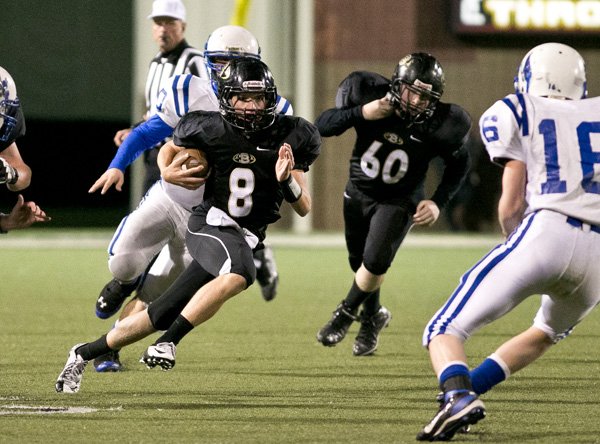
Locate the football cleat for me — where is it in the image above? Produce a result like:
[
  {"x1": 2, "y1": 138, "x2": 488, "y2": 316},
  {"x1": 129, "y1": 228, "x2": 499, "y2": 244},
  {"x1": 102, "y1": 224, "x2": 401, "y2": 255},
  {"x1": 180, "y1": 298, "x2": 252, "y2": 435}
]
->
[
  {"x1": 316, "y1": 301, "x2": 358, "y2": 346},
  {"x1": 93, "y1": 350, "x2": 123, "y2": 372},
  {"x1": 95, "y1": 278, "x2": 139, "y2": 319},
  {"x1": 352, "y1": 306, "x2": 392, "y2": 356},
  {"x1": 141, "y1": 342, "x2": 176, "y2": 371},
  {"x1": 56, "y1": 343, "x2": 88, "y2": 394},
  {"x1": 435, "y1": 392, "x2": 471, "y2": 434},
  {"x1": 417, "y1": 390, "x2": 485, "y2": 441},
  {"x1": 254, "y1": 245, "x2": 279, "y2": 301}
]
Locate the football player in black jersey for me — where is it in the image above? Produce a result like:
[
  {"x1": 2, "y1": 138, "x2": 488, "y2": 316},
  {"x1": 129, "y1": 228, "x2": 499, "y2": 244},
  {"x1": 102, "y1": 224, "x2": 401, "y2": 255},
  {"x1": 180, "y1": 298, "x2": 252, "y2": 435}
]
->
[
  {"x1": 315, "y1": 53, "x2": 471, "y2": 356},
  {"x1": 56, "y1": 58, "x2": 321, "y2": 393},
  {"x1": 0, "y1": 66, "x2": 50, "y2": 233}
]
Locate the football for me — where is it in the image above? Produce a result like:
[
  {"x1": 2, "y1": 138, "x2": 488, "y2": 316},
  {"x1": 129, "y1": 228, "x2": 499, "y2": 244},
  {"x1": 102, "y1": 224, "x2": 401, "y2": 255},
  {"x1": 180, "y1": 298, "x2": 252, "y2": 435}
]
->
[{"x1": 173, "y1": 148, "x2": 210, "y2": 178}]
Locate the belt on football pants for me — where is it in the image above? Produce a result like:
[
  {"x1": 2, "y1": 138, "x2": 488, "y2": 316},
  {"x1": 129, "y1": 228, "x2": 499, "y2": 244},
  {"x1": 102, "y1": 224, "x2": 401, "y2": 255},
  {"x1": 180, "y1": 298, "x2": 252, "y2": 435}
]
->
[{"x1": 566, "y1": 216, "x2": 600, "y2": 234}]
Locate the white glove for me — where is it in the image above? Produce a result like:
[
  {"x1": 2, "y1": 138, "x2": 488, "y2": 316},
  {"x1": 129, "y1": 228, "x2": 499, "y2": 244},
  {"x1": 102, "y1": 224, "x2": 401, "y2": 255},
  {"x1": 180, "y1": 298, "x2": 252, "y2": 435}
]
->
[{"x1": 0, "y1": 156, "x2": 18, "y2": 185}]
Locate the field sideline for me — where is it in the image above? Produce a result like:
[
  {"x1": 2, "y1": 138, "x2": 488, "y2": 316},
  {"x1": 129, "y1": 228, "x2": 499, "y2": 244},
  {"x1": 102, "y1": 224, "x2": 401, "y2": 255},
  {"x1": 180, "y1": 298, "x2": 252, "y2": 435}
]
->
[
  {"x1": 1, "y1": 230, "x2": 599, "y2": 443},
  {"x1": 0, "y1": 229, "x2": 503, "y2": 249}
]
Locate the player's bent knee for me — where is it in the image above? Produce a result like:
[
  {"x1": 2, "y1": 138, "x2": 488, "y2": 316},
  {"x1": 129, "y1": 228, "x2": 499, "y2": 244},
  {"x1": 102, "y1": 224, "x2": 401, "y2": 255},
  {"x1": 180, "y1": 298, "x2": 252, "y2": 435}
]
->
[
  {"x1": 108, "y1": 253, "x2": 151, "y2": 282},
  {"x1": 422, "y1": 325, "x2": 470, "y2": 348},
  {"x1": 361, "y1": 259, "x2": 391, "y2": 277}
]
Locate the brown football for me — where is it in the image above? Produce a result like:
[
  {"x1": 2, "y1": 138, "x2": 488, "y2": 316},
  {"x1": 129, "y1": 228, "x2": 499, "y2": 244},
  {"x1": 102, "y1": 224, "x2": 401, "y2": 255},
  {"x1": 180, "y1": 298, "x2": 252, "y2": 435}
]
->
[{"x1": 173, "y1": 148, "x2": 210, "y2": 178}]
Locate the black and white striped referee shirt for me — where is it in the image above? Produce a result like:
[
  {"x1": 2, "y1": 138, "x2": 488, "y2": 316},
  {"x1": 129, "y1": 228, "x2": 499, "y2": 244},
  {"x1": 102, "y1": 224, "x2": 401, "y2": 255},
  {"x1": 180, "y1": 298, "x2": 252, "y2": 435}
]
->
[{"x1": 144, "y1": 39, "x2": 207, "y2": 120}]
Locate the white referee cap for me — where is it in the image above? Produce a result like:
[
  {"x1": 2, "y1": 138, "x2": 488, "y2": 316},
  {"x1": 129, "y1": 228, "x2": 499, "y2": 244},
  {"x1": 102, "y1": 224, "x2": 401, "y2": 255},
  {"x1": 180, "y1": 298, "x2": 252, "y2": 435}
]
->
[{"x1": 148, "y1": 0, "x2": 186, "y2": 22}]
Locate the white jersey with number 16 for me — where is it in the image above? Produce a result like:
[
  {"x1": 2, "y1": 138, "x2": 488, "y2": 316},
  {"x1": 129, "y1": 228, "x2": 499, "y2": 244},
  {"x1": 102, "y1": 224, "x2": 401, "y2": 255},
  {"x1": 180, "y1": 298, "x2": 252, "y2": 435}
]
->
[{"x1": 480, "y1": 93, "x2": 600, "y2": 226}]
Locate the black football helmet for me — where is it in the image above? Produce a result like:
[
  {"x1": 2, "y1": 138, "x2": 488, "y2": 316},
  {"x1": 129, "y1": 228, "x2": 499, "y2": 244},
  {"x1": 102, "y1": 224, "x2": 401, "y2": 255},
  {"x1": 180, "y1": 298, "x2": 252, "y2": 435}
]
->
[
  {"x1": 217, "y1": 58, "x2": 277, "y2": 132},
  {"x1": 0, "y1": 66, "x2": 20, "y2": 143},
  {"x1": 389, "y1": 53, "x2": 445, "y2": 125}
]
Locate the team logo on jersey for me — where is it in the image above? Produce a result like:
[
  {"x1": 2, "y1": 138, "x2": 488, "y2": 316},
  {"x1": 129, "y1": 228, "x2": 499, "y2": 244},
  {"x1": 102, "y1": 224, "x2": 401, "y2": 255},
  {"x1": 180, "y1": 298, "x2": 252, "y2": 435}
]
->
[
  {"x1": 233, "y1": 153, "x2": 256, "y2": 164},
  {"x1": 383, "y1": 132, "x2": 404, "y2": 145}
]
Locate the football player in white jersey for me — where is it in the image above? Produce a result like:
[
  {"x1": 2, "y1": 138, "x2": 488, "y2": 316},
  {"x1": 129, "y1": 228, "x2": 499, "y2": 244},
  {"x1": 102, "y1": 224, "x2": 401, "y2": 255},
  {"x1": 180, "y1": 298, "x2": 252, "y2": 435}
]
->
[
  {"x1": 88, "y1": 26, "x2": 291, "y2": 372},
  {"x1": 417, "y1": 43, "x2": 600, "y2": 441}
]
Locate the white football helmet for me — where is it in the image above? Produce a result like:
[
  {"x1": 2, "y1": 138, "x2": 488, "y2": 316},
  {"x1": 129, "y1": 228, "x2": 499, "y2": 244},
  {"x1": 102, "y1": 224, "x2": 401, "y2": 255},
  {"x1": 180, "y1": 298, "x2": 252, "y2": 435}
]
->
[
  {"x1": 0, "y1": 66, "x2": 20, "y2": 143},
  {"x1": 515, "y1": 42, "x2": 587, "y2": 100},
  {"x1": 203, "y1": 25, "x2": 261, "y2": 82}
]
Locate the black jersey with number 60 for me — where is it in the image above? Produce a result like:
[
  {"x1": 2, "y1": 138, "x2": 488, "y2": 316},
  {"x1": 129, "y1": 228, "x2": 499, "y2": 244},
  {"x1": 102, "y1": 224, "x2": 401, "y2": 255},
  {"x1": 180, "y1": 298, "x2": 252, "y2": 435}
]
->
[
  {"x1": 173, "y1": 110, "x2": 321, "y2": 240},
  {"x1": 315, "y1": 71, "x2": 471, "y2": 207}
]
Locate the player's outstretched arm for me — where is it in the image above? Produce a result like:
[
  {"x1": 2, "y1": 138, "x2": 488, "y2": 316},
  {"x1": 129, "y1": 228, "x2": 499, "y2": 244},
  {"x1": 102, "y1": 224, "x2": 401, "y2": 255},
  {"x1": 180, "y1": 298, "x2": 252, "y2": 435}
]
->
[
  {"x1": 276, "y1": 143, "x2": 311, "y2": 217},
  {"x1": 90, "y1": 115, "x2": 175, "y2": 194},
  {"x1": 0, "y1": 194, "x2": 50, "y2": 232},
  {"x1": 89, "y1": 168, "x2": 125, "y2": 194}
]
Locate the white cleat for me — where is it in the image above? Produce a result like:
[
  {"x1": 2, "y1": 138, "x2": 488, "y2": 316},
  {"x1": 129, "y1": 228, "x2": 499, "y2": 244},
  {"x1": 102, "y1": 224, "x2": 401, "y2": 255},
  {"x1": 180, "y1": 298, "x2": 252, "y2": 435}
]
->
[
  {"x1": 141, "y1": 342, "x2": 176, "y2": 371},
  {"x1": 56, "y1": 343, "x2": 88, "y2": 394}
]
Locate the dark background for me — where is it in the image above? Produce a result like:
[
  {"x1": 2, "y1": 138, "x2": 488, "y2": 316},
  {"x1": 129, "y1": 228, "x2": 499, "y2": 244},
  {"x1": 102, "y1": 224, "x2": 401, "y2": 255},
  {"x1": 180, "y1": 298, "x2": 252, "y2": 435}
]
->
[
  {"x1": 2, "y1": 0, "x2": 600, "y2": 230},
  {"x1": 0, "y1": 0, "x2": 132, "y2": 227}
]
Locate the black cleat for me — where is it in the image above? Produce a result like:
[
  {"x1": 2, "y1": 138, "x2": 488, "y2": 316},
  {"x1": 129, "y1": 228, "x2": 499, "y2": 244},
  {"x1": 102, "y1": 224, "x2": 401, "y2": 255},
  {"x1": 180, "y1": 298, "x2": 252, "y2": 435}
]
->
[
  {"x1": 316, "y1": 301, "x2": 357, "y2": 346},
  {"x1": 254, "y1": 246, "x2": 279, "y2": 301},
  {"x1": 353, "y1": 306, "x2": 392, "y2": 356},
  {"x1": 95, "y1": 278, "x2": 139, "y2": 319},
  {"x1": 93, "y1": 350, "x2": 123, "y2": 372},
  {"x1": 417, "y1": 390, "x2": 485, "y2": 441}
]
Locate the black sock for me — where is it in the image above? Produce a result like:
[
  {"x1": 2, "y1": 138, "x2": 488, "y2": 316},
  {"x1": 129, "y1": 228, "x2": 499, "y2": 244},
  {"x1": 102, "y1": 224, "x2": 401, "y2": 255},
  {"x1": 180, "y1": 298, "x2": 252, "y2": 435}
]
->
[
  {"x1": 76, "y1": 335, "x2": 111, "y2": 361},
  {"x1": 441, "y1": 375, "x2": 473, "y2": 393},
  {"x1": 344, "y1": 280, "x2": 375, "y2": 312},
  {"x1": 155, "y1": 314, "x2": 194, "y2": 345},
  {"x1": 361, "y1": 289, "x2": 381, "y2": 317}
]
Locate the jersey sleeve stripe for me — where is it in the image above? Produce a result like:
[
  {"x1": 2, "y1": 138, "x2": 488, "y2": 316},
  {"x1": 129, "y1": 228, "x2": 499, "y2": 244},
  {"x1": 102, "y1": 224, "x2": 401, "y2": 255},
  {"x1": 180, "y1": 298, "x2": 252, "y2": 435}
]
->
[
  {"x1": 502, "y1": 94, "x2": 529, "y2": 136},
  {"x1": 172, "y1": 75, "x2": 182, "y2": 117},
  {"x1": 182, "y1": 74, "x2": 192, "y2": 114},
  {"x1": 276, "y1": 96, "x2": 292, "y2": 115}
]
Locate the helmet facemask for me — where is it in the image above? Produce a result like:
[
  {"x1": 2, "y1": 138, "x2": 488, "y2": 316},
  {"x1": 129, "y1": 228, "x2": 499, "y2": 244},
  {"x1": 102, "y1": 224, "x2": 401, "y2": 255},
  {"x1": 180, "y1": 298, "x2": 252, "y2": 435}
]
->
[
  {"x1": 220, "y1": 85, "x2": 277, "y2": 132},
  {"x1": 218, "y1": 59, "x2": 277, "y2": 133},
  {"x1": 390, "y1": 79, "x2": 441, "y2": 125},
  {"x1": 389, "y1": 53, "x2": 445, "y2": 126}
]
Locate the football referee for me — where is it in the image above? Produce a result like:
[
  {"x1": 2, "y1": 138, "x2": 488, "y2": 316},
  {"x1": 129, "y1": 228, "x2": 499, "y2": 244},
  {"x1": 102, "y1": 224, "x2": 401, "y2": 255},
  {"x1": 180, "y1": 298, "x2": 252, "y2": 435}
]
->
[{"x1": 113, "y1": 0, "x2": 207, "y2": 193}]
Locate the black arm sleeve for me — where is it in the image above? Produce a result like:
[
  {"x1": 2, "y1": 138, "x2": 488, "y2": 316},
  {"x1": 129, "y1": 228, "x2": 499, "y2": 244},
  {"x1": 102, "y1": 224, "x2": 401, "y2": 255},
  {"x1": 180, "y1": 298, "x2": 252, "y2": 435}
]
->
[
  {"x1": 314, "y1": 71, "x2": 388, "y2": 138},
  {"x1": 314, "y1": 105, "x2": 364, "y2": 137},
  {"x1": 428, "y1": 103, "x2": 473, "y2": 209},
  {"x1": 430, "y1": 145, "x2": 471, "y2": 209}
]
